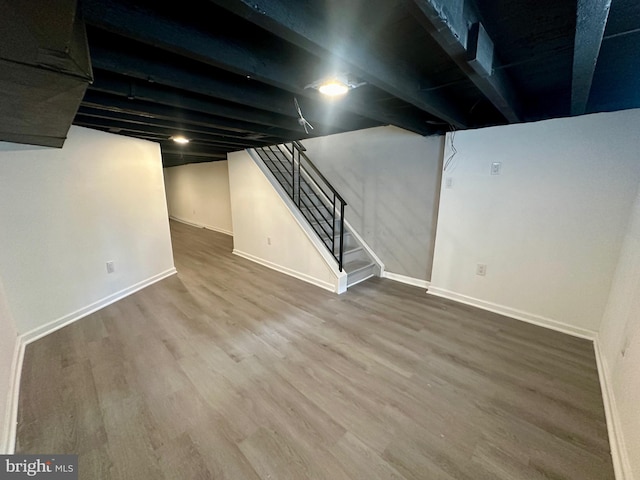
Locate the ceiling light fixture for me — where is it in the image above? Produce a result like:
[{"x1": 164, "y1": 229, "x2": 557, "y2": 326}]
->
[
  {"x1": 171, "y1": 135, "x2": 189, "y2": 144},
  {"x1": 318, "y1": 79, "x2": 349, "y2": 96},
  {"x1": 306, "y1": 73, "x2": 366, "y2": 97}
]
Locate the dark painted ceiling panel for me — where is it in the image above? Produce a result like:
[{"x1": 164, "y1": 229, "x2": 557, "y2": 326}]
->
[
  {"x1": 2, "y1": 0, "x2": 638, "y2": 166},
  {"x1": 604, "y1": 0, "x2": 640, "y2": 36},
  {"x1": 590, "y1": 32, "x2": 640, "y2": 112}
]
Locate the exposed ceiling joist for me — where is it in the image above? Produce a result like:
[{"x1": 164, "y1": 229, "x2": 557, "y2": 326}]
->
[
  {"x1": 90, "y1": 71, "x2": 304, "y2": 135},
  {"x1": 80, "y1": 0, "x2": 426, "y2": 133},
  {"x1": 75, "y1": 117, "x2": 265, "y2": 149},
  {"x1": 82, "y1": 89, "x2": 297, "y2": 140},
  {"x1": 407, "y1": 0, "x2": 521, "y2": 123},
  {"x1": 88, "y1": 46, "x2": 366, "y2": 136},
  {"x1": 162, "y1": 153, "x2": 226, "y2": 168},
  {"x1": 208, "y1": 0, "x2": 468, "y2": 130},
  {"x1": 162, "y1": 149, "x2": 228, "y2": 159},
  {"x1": 76, "y1": 106, "x2": 281, "y2": 143},
  {"x1": 3, "y1": 0, "x2": 636, "y2": 169},
  {"x1": 571, "y1": 0, "x2": 613, "y2": 115}
]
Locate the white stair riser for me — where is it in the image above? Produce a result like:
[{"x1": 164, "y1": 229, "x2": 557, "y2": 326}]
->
[
  {"x1": 346, "y1": 264, "x2": 376, "y2": 287},
  {"x1": 343, "y1": 247, "x2": 366, "y2": 264}
]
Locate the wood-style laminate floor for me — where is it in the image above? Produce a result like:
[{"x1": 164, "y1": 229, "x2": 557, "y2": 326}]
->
[{"x1": 17, "y1": 220, "x2": 615, "y2": 479}]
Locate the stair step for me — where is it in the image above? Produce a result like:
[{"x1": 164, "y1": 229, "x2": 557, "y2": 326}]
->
[
  {"x1": 267, "y1": 166, "x2": 293, "y2": 178},
  {"x1": 344, "y1": 258, "x2": 373, "y2": 273},
  {"x1": 311, "y1": 218, "x2": 342, "y2": 230},
  {"x1": 345, "y1": 259, "x2": 376, "y2": 287},
  {"x1": 300, "y1": 206, "x2": 331, "y2": 227},
  {"x1": 320, "y1": 231, "x2": 353, "y2": 245},
  {"x1": 343, "y1": 246, "x2": 365, "y2": 263}
]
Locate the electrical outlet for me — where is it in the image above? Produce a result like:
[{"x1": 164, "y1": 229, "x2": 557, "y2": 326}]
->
[
  {"x1": 106, "y1": 261, "x2": 115, "y2": 274},
  {"x1": 445, "y1": 177, "x2": 453, "y2": 188},
  {"x1": 267, "y1": 237, "x2": 271, "y2": 245},
  {"x1": 491, "y1": 162, "x2": 502, "y2": 175},
  {"x1": 476, "y1": 263, "x2": 487, "y2": 276}
]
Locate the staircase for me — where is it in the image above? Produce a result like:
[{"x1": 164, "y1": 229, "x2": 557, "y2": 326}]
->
[{"x1": 252, "y1": 142, "x2": 378, "y2": 288}]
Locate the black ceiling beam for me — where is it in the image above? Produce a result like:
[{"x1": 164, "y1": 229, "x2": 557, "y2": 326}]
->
[
  {"x1": 571, "y1": 0, "x2": 612, "y2": 115},
  {"x1": 90, "y1": 70, "x2": 305, "y2": 135},
  {"x1": 81, "y1": 0, "x2": 427, "y2": 134},
  {"x1": 163, "y1": 153, "x2": 227, "y2": 168},
  {"x1": 407, "y1": 0, "x2": 521, "y2": 123},
  {"x1": 161, "y1": 148, "x2": 229, "y2": 158},
  {"x1": 74, "y1": 117, "x2": 269, "y2": 149},
  {"x1": 82, "y1": 90, "x2": 297, "y2": 141},
  {"x1": 77, "y1": 126, "x2": 172, "y2": 145},
  {"x1": 76, "y1": 111, "x2": 274, "y2": 146},
  {"x1": 88, "y1": 44, "x2": 363, "y2": 136},
  {"x1": 208, "y1": 0, "x2": 468, "y2": 129},
  {"x1": 76, "y1": 105, "x2": 281, "y2": 143}
]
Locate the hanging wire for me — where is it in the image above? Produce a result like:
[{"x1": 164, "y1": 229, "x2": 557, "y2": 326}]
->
[
  {"x1": 294, "y1": 97, "x2": 314, "y2": 134},
  {"x1": 443, "y1": 125, "x2": 457, "y2": 171}
]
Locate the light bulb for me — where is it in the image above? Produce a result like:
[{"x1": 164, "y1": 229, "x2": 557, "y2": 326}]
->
[{"x1": 318, "y1": 80, "x2": 349, "y2": 96}]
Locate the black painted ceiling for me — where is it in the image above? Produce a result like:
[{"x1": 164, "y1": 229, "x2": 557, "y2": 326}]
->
[{"x1": 74, "y1": 0, "x2": 640, "y2": 167}]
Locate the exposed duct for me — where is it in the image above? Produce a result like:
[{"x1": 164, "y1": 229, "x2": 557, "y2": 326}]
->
[{"x1": 0, "y1": 0, "x2": 93, "y2": 147}]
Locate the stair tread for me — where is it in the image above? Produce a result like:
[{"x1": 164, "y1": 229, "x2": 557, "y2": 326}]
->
[
  {"x1": 320, "y1": 231, "x2": 352, "y2": 241},
  {"x1": 344, "y1": 259, "x2": 374, "y2": 273}
]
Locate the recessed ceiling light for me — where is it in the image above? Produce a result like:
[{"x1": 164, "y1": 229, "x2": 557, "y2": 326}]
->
[
  {"x1": 171, "y1": 135, "x2": 189, "y2": 144},
  {"x1": 318, "y1": 80, "x2": 349, "y2": 96},
  {"x1": 305, "y1": 73, "x2": 366, "y2": 97}
]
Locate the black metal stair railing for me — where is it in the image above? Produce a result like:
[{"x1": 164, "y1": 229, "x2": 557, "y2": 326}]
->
[{"x1": 253, "y1": 141, "x2": 347, "y2": 271}]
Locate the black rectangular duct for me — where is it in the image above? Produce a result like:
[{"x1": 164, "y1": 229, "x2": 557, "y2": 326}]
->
[{"x1": 0, "y1": 0, "x2": 93, "y2": 147}]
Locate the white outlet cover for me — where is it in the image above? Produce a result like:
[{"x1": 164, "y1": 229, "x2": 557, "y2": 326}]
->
[
  {"x1": 491, "y1": 162, "x2": 502, "y2": 175},
  {"x1": 106, "y1": 261, "x2": 115, "y2": 274},
  {"x1": 476, "y1": 264, "x2": 487, "y2": 276}
]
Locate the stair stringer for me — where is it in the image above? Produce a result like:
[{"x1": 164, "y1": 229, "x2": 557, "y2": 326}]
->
[{"x1": 247, "y1": 148, "x2": 348, "y2": 294}]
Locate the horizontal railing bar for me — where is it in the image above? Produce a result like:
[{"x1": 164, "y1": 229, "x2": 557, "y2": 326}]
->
[
  {"x1": 284, "y1": 143, "x2": 346, "y2": 206},
  {"x1": 299, "y1": 194, "x2": 333, "y2": 237},
  {"x1": 299, "y1": 167, "x2": 333, "y2": 206},
  {"x1": 254, "y1": 142, "x2": 346, "y2": 271},
  {"x1": 263, "y1": 147, "x2": 292, "y2": 186},
  {"x1": 300, "y1": 192, "x2": 333, "y2": 226}
]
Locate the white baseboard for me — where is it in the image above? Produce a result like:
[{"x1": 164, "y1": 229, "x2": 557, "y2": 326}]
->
[
  {"x1": 233, "y1": 249, "x2": 337, "y2": 293},
  {"x1": 383, "y1": 271, "x2": 430, "y2": 289},
  {"x1": 21, "y1": 268, "x2": 177, "y2": 345},
  {"x1": 245, "y1": 149, "x2": 347, "y2": 287},
  {"x1": 1, "y1": 336, "x2": 22, "y2": 454},
  {"x1": 594, "y1": 338, "x2": 633, "y2": 480},
  {"x1": 1, "y1": 268, "x2": 177, "y2": 454},
  {"x1": 427, "y1": 287, "x2": 597, "y2": 340},
  {"x1": 427, "y1": 288, "x2": 629, "y2": 478},
  {"x1": 169, "y1": 216, "x2": 233, "y2": 236}
]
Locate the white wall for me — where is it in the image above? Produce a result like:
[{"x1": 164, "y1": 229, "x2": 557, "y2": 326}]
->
[
  {"x1": 598, "y1": 182, "x2": 640, "y2": 479},
  {"x1": 430, "y1": 109, "x2": 640, "y2": 337},
  {"x1": 0, "y1": 126, "x2": 176, "y2": 336},
  {"x1": 301, "y1": 126, "x2": 444, "y2": 282},
  {"x1": 163, "y1": 161, "x2": 233, "y2": 235},
  {"x1": 228, "y1": 150, "x2": 340, "y2": 292},
  {"x1": 0, "y1": 275, "x2": 18, "y2": 453}
]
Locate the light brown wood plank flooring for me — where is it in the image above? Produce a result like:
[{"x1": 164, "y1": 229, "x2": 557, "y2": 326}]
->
[{"x1": 17, "y1": 220, "x2": 615, "y2": 479}]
